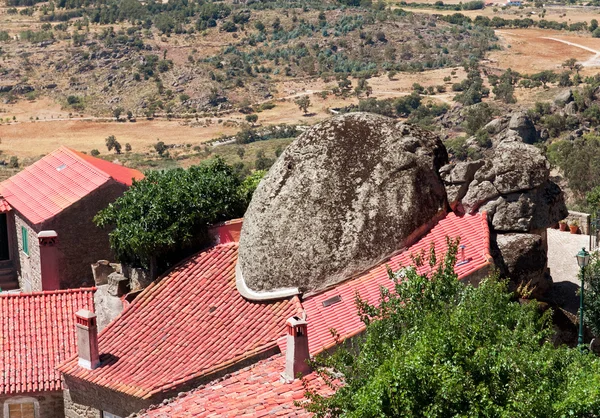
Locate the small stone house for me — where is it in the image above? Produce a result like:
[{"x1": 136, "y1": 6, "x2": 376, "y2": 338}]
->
[
  {"x1": 0, "y1": 147, "x2": 143, "y2": 292},
  {"x1": 0, "y1": 287, "x2": 95, "y2": 418}
]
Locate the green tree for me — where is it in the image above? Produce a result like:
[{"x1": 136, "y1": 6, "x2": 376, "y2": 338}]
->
[
  {"x1": 295, "y1": 96, "x2": 311, "y2": 114},
  {"x1": 304, "y1": 241, "x2": 600, "y2": 417},
  {"x1": 113, "y1": 107, "x2": 123, "y2": 121},
  {"x1": 94, "y1": 158, "x2": 254, "y2": 273},
  {"x1": 105, "y1": 135, "x2": 122, "y2": 154},
  {"x1": 245, "y1": 114, "x2": 258, "y2": 125},
  {"x1": 154, "y1": 141, "x2": 167, "y2": 156},
  {"x1": 584, "y1": 253, "x2": 600, "y2": 338},
  {"x1": 463, "y1": 103, "x2": 494, "y2": 135}
]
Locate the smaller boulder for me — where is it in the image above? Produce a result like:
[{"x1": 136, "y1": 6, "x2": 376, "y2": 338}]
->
[
  {"x1": 554, "y1": 89, "x2": 573, "y2": 106},
  {"x1": 564, "y1": 101, "x2": 578, "y2": 116},
  {"x1": 494, "y1": 233, "x2": 550, "y2": 297},
  {"x1": 507, "y1": 111, "x2": 537, "y2": 144},
  {"x1": 484, "y1": 118, "x2": 508, "y2": 135}
]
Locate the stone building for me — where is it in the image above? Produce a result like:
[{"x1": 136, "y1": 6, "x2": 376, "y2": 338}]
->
[
  {"x1": 0, "y1": 147, "x2": 143, "y2": 292},
  {"x1": 0, "y1": 288, "x2": 95, "y2": 418}
]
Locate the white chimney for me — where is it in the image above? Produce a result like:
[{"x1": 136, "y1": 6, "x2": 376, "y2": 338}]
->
[
  {"x1": 283, "y1": 316, "x2": 311, "y2": 381},
  {"x1": 75, "y1": 310, "x2": 100, "y2": 370}
]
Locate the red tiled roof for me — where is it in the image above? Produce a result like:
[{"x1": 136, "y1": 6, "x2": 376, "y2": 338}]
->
[
  {"x1": 0, "y1": 288, "x2": 95, "y2": 395},
  {"x1": 58, "y1": 243, "x2": 304, "y2": 399},
  {"x1": 139, "y1": 354, "x2": 333, "y2": 418},
  {"x1": 290, "y1": 212, "x2": 491, "y2": 355},
  {"x1": 70, "y1": 149, "x2": 144, "y2": 187},
  {"x1": 0, "y1": 147, "x2": 143, "y2": 225}
]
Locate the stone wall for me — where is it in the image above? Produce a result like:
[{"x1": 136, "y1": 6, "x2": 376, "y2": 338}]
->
[
  {"x1": 0, "y1": 391, "x2": 64, "y2": 418},
  {"x1": 565, "y1": 210, "x2": 591, "y2": 235},
  {"x1": 63, "y1": 377, "x2": 150, "y2": 418},
  {"x1": 63, "y1": 390, "x2": 101, "y2": 418},
  {"x1": 42, "y1": 180, "x2": 129, "y2": 289},
  {"x1": 14, "y1": 213, "x2": 41, "y2": 292}
]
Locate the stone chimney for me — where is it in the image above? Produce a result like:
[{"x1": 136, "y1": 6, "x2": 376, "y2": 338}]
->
[
  {"x1": 38, "y1": 230, "x2": 59, "y2": 291},
  {"x1": 283, "y1": 316, "x2": 311, "y2": 381},
  {"x1": 75, "y1": 310, "x2": 100, "y2": 370}
]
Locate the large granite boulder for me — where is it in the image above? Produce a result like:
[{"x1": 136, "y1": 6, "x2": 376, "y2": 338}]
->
[
  {"x1": 494, "y1": 233, "x2": 551, "y2": 297},
  {"x1": 238, "y1": 113, "x2": 449, "y2": 294}
]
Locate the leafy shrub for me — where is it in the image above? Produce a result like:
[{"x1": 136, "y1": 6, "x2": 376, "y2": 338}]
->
[{"x1": 304, "y1": 242, "x2": 600, "y2": 417}]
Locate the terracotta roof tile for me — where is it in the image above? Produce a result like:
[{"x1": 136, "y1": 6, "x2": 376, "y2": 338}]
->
[
  {"x1": 0, "y1": 288, "x2": 96, "y2": 394},
  {"x1": 58, "y1": 243, "x2": 303, "y2": 399},
  {"x1": 0, "y1": 147, "x2": 143, "y2": 225},
  {"x1": 139, "y1": 354, "x2": 333, "y2": 418},
  {"x1": 289, "y1": 212, "x2": 491, "y2": 355}
]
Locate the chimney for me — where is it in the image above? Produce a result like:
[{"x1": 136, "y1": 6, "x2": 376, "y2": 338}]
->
[
  {"x1": 75, "y1": 310, "x2": 100, "y2": 370},
  {"x1": 38, "y1": 230, "x2": 60, "y2": 291},
  {"x1": 283, "y1": 316, "x2": 311, "y2": 381},
  {"x1": 209, "y1": 218, "x2": 243, "y2": 244}
]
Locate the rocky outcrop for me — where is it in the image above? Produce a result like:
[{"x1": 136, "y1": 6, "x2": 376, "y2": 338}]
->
[
  {"x1": 238, "y1": 113, "x2": 449, "y2": 295},
  {"x1": 442, "y1": 138, "x2": 567, "y2": 296}
]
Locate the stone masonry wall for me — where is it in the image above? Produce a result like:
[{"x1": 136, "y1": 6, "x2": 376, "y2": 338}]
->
[
  {"x1": 63, "y1": 376, "x2": 150, "y2": 418},
  {"x1": 63, "y1": 390, "x2": 101, "y2": 418},
  {"x1": 0, "y1": 391, "x2": 64, "y2": 418},
  {"x1": 14, "y1": 213, "x2": 41, "y2": 292},
  {"x1": 42, "y1": 180, "x2": 129, "y2": 289}
]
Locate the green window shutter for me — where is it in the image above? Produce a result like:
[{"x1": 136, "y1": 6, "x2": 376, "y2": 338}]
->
[{"x1": 21, "y1": 226, "x2": 28, "y2": 255}]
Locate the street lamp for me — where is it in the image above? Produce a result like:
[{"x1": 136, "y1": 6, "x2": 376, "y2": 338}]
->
[{"x1": 576, "y1": 247, "x2": 591, "y2": 349}]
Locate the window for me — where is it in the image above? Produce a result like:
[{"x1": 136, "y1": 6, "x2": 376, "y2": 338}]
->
[
  {"x1": 3, "y1": 397, "x2": 38, "y2": 418},
  {"x1": 21, "y1": 226, "x2": 28, "y2": 256},
  {"x1": 8, "y1": 403, "x2": 34, "y2": 418},
  {"x1": 102, "y1": 412, "x2": 122, "y2": 418}
]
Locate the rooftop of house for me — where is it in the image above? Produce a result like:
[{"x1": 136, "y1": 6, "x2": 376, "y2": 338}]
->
[
  {"x1": 136, "y1": 214, "x2": 490, "y2": 417},
  {"x1": 0, "y1": 147, "x2": 144, "y2": 225},
  {"x1": 58, "y1": 212, "x2": 490, "y2": 416},
  {"x1": 291, "y1": 212, "x2": 492, "y2": 355},
  {"x1": 138, "y1": 353, "x2": 332, "y2": 418},
  {"x1": 0, "y1": 287, "x2": 96, "y2": 395},
  {"x1": 58, "y1": 242, "x2": 304, "y2": 399}
]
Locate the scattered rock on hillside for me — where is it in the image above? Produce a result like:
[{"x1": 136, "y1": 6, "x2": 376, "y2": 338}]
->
[
  {"x1": 484, "y1": 117, "x2": 508, "y2": 135},
  {"x1": 554, "y1": 89, "x2": 573, "y2": 106},
  {"x1": 564, "y1": 101, "x2": 578, "y2": 116},
  {"x1": 238, "y1": 112, "x2": 449, "y2": 294},
  {"x1": 506, "y1": 111, "x2": 537, "y2": 144}
]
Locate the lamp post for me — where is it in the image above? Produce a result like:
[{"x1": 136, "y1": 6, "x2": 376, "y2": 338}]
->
[{"x1": 576, "y1": 247, "x2": 590, "y2": 350}]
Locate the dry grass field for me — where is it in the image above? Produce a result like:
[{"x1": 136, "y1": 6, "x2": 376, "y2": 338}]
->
[
  {"x1": 0, "y1": 67, "x2": 466, "y2": 158},
  {"x1": 489, "y1": 29, "x2": 599, "y2": 73}
]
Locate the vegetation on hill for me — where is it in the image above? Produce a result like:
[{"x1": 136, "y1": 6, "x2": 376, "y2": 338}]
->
[
  {"x1": 304, "y1": 241, "x2": 600, "y2": 417},
  {"x1": 0, "y1": 0, "x2": 498, "y2": 117}
]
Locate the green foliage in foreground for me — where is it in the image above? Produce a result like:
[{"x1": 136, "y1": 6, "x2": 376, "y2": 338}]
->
[
  {"x1": 304, "y1": 240, "x2": 600, "y2": 417},
  {"x1": 94, "y1": 158, "x2": 263, "y2": 268},
  {"x1": 584, "y1": 253, "x2": 600, "y2": 339}
]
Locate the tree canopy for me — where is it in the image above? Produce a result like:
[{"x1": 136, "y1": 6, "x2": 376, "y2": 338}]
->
[
  {"x1": 304, "y1": 240, "x2": 600, "y2": 417},
  {"x1": 94, "y1": 158, "x2": 262, "y2": 271}
]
